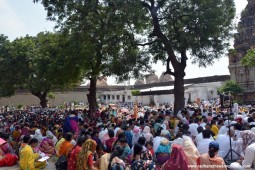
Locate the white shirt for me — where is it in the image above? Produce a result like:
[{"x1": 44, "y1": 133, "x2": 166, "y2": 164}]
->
[
  {"x1": 242, "y1": 143, "x2": 255, "y2": 169},
  {"x1": 189, "y1": 123, "x2": 199, "y2": 137},
  {"x1": 216, "y1": 134, "x2": 231, "y2": 158},
  {"x1": 218, "y1": 126, "x2": 229, "y2": 135},
  {"x1": 197, "y1": 138, "x2": 213, "y2": 155},
  {"x1": 195, "y1": 133, "x2": 204, "y2": 144},
  {"x1": 196, "y1": 133, "x2": 214, "y2": 145},
  {"x1": 199, "y1": 122, "x2": 206, "y2": 128},
  {"x1": 216, "y1": 134, "x2": 243, "y2": 159}
]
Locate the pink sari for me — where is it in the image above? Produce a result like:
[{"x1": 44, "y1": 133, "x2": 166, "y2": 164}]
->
[
  {"x1": 162, "y1": 144, "x2": 190, "y2": 170},
  {"x1": 39, "y1": 138, "x2": 55, "y2": 156}
]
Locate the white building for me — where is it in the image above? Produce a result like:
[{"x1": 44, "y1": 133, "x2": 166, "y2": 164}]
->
[{"x1": 99, "y1": 81, "x2": 225, "y2": 106}]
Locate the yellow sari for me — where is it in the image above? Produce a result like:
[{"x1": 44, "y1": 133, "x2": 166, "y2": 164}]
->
[
  {"x1": 55, "y1": 138, "x2": 65, "y2": 156},
  {"x1": 19, "y1": 144, "x2": 46, "y2": 170},
  {"x1": 211, "y1": 125, "x2": 219, "y2": 137}
]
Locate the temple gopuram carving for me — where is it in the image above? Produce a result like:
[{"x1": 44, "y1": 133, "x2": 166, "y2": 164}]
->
[{"x1": 228, "y1": 0, "x2": 255, "y2": 102}]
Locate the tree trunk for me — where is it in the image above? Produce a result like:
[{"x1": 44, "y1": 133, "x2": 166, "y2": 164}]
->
[
  {"x1": 173, "y1": 71, "x2": 185, "y2": 114},
  {"x1": 31, "y1": 91, "x2": 48, "y2": 108},
  {"x1": 87, "y1": 77, "x2": 97, "y2": 113},
  {"x1": 39, "y1": 96, "x2": 48, "y2": 108}
]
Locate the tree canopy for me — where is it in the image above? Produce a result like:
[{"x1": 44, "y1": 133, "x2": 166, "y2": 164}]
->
[
  {"x1": 34, "y1": 0, "x2": 236, "y2": 112},
  {"x1": 241, "y1": 48, "x2": 255, "y2": 67},
  {"x1": 0, "y1": 32, "x2": 83, "y2": 107},
  {"x1": 135, "y1": 0, "x2": 235, "y2": 113},
  {"x1": 218, "y1": 80, "x2": 243, "y2": 95},
  {"x1": 34, "y1": 0, "x2": 151, "y2": 111}
]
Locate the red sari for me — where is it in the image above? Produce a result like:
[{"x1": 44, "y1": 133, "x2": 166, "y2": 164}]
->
[{"x1": 68, "y1": 145, "x2": 82, "y2": 170}]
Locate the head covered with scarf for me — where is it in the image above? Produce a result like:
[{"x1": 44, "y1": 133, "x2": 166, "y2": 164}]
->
[
  {"x1": 161, "y1": 144, "x2": 189, "y2": 170},
  {"x1": 240, "y1": 130, "x2": 255, "y2": 151},
  {"x1": 76, "y1": 139, "x2": 97, "y2": 170}
]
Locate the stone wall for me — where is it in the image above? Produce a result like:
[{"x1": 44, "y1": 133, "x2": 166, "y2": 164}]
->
[{"x1": 0, "y1": 92, "x2": 88, "y2": 107}]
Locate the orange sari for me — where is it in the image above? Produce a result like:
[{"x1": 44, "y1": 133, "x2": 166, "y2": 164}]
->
[{"x1": 58, "y1": 140, "x2": 73, "y2": 157}]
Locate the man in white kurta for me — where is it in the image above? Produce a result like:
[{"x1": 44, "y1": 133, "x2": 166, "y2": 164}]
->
[
  {"x1": 218, "y1": 120, "x2": 230, "y2": 135},
  {"x1": 189, "y1": 120, "x2": 199, "y2": 137},
  {"x1": 216, "y1": 129, "x2": 243, "y2": 159},
  {"x1": 197, "y1": 130, "x2": 213, "y2": 155}
]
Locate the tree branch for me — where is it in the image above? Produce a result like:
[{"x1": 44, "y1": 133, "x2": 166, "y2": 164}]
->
[
  {"x1": 149, "y1": 6, "x2": 180, "y2": 68},
  {"x1": 164, "y1": 57, "x2": 175, "y2": 76},
  {"x1": 157, "y1": 0, "x2": 167, "y2": 8},
  {"x1": 141, "y1": 1, "x2": 151, "y2": 10},
  {"x1": 149, "y1": 0, "x2": 155, "y2": 7},
  {"x1": 136, "y1": 40, "x2": 158, "y2": 46}
]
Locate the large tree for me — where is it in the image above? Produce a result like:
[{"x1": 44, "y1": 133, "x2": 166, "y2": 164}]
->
[
  {"x1": 34, "y1": 0, "x2": 151, "y2": 112},
  {"x1": 34, "y1": 0, "x2": 235, "y2": 113},
  {"x1": 130, "y1": 0, "x2": 235, "y2": 113},
  {"x1": 0, "y1": 32, "x2": 83, "y2": 107}
]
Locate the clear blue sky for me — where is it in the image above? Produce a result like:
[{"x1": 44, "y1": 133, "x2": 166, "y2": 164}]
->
[{"x1": 0, "y1": 0, "x2": 248, "y2": 84}]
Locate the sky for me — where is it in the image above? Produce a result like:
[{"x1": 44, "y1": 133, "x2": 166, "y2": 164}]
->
[{"x1": 0, "y1": 0, "x2": 248, "y2": 84}]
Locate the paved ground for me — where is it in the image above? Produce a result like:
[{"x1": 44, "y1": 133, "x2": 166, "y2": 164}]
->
[{"x1": 0, "y1": 156, "x2": 57, "y2": 170}]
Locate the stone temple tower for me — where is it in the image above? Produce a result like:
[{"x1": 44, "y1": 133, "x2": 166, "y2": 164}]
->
[{"x1": 228, "y1": 0, "x2": 255, "y2": 98}]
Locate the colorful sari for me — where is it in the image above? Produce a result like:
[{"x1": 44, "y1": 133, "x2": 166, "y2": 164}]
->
[
  {"x1": 12, "y1": 130, "x2": 21, "y2": 142},
  {"x1": 63, "y1": 115, "x2": 79, "y2": 134},
  {"x1": 39, "y1": 137, "x2": 55, "y2": 156},
  {"x1": 182, "y1": 136, "x2": 200, "y2": 170},
  {"x1": 58, "y1": 140, "x2": 73, "y2": 157},
  {"x1": 76, "y1": 139, "x2": 97, "y2": 170},
  {"x1": 0, "y1": 153, "x2": 18, "y2": 167},
  {"x1": 162, "y1": 144, "x2": 190, "y2": 170},
  {"x1": 68, "y1": 145, "x2": 82, "y2": 170},
  {"x1": 55, "y1": 138, "x2": 65, "y2": 156},
  {"x1": 19, "y1": 144, "x2": 46, "y2": 170},
  {"x1": 0, "y1": 143, "x2": 15, "y2": 155}
]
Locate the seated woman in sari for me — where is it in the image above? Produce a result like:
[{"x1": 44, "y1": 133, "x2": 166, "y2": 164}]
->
[
  {"x1": 162, "y1": 144, "x2": 189, "y2": 170},
  {"x1": 112, "y1": 132, "x2": 131, "y2": 161},
  {"x1": 0, "y1": 134, "x2": 15, "y2": 155},
  {"x1": 31, "y1": 129, "x2": 44, "y2": 145},
  {"x1": 58, "y1": 132, "x2": 74, "y2": 157},
  {"x1": 0, "y1": 137, "x2": 18, "y2": 167},
  {"x1": 197, "y1": 141, "x2": 226, "y2": 170},
  {"x1": 182, "y1": 135, "x2": 200, "y2": 170},
  {"x1": 76, "y1": 139, "x2": 98, "y2": 170},
  {"x1": 12, "y1": 126, "x2": 21, "y2": 143},
  {"x1": 131, "y1": 144, "x2": 154, "y2": 170},
  {"x1": 19, "y1": 135, "x2": 46, "y2": 170},
  {"x1": 68, "y1": 136, "x2": 86, "y2": 170},
  {"x1": 39, "y1": 131, "x2": 56, "y2": 156},
  {"x1": 155, "y1": 138, "x2": 171, "y2": 166},
  {"x1": 55, "y1": 137, "x2": 65, "y2": 156}
]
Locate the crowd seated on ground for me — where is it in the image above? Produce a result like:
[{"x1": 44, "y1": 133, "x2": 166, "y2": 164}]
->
[{"x1": 0, "y1": 101, "x2": 254, "y2": 170}]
